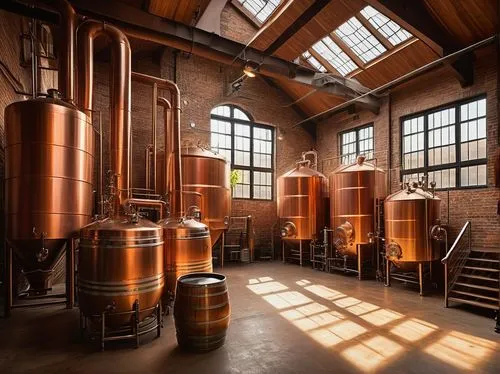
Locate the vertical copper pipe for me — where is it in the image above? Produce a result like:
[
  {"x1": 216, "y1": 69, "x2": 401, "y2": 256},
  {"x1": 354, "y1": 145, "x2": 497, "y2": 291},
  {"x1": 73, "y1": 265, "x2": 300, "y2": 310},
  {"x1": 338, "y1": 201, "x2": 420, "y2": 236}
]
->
[
  {"x1": 145, "y1": 145, "x2": 151, "y2": 190},
  {"x1": 77, "y1": 21, "x2": 131, "y2": 214},
  {"x1": 130, "y1": 72, "x2": 182, "y2": 216},
  {"x1": 157, "y1": 97, "x2": 172, "y2": 197},
  {"x1": 54, "y1": 0, "x2": 76, "y2": 103},
  {"x1": 152, "y1": 83, "x2": 158, "y2": 194}
]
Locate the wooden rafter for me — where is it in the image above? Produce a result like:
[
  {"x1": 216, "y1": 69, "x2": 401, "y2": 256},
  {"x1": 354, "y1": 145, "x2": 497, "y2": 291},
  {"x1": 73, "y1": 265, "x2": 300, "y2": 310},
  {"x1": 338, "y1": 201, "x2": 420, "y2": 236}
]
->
[
  {"x1": 355, "y1": 14, "x2": 393, "y2": 51},
  {"x1": 329, "y1": 32, "x2": 365, "y2": 69}
]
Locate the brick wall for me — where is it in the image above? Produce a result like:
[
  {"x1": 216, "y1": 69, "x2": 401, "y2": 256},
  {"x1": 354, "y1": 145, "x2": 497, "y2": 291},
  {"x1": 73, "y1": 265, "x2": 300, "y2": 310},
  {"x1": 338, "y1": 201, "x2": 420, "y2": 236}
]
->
[
  {"x1": 220, "y1": 2, "x2": 258, "y2": 44},
  {"x1": 317, "y1": 45, "x2": 499, "y2": 250}
]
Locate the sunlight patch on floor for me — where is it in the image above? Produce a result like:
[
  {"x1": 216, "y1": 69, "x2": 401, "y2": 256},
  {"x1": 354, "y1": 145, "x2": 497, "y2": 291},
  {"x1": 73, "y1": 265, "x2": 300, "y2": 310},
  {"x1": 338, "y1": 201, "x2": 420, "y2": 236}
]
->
[
  {"x1": 246, "y1": 281, "x2": 288, "y2": 295},
  {"x1": 342, "y1": 336, "x2": 404, "y2": 372},
  {"x1": 359, "y1": 308, "x2": 404, "y2": 327},
  {"x1": 424, "y1": 330, "x2": 498, "y2": 371},
  {"x1": 390, "y1": 318, "x2": 438, "y2": 342},
  {"x1": 263, "y1": 291, "x2": 313, "y2": 310},
  {"x1": 303, "y1": 284, "x2": 346, "y2": 301}
]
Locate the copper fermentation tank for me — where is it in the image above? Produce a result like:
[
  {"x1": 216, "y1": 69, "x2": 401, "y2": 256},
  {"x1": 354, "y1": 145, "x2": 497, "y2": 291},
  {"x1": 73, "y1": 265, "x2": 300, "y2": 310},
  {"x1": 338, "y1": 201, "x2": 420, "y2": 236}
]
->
[
  {"x1": 5, "y1": 91, "x2": 94, "y2": 291},
  {"x1": 160, "y1": 146, "x2": 230, "y2": 246},
  {"x1": 76, "y1": 21, "x2": 164, "y2": 324},
  {"x1": 277, "y1": 161, "x2": 328, "y2": 240},
  {"x1": 329, "y1": 156, "x2": 386, "y2": 256},
  {"x1": 385, "y1": 183, "x2": 441, "y2": 266},
  {"x1": 161, "y1": 217, "x2": 213, "y2": 294},
  {"x1": 78, "y1": 216, "x2": 164, "y2": 325}
]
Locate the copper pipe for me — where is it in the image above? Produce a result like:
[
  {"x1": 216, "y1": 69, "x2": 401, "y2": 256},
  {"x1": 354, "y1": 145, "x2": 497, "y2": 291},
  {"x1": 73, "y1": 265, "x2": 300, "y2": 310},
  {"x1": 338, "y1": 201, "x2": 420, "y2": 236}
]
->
[
  {"x1": 131, "y1": 72, "x2": 182, "y2": 216},
  {"x1": 152, "y1": 83, "x2": 158, "y2": 193},
  {"x1": 145, "y1": 145, "x2": 151, "y2": 190},
  {"x1": 157, "y1": 97, "x2": 172, "y2": 198},
  {"x1": 125, "y1": 198, "x2": 166, "y2": 219},
  {"x1": 77, "y1": 21, "x2": 131, "y2": 214},
  {"x1": 54, "y1": 0, "x2": 76, "y2": 103}
]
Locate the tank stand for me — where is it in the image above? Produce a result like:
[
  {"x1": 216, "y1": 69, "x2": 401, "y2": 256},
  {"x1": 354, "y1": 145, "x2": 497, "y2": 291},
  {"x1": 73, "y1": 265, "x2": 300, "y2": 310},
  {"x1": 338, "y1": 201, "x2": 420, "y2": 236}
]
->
[
  {"x1": 3, "y1": 236, "x2": 77, "y2": 317},
  {"x1": 80, "y1": 300, "x2": 162, "y2": 351},
  {"x1": 495, "y1": 310, "x2": 500, "y2": 334},
  {"x1": 386, "y1": 261, "x2": 433, "y2": 296}
]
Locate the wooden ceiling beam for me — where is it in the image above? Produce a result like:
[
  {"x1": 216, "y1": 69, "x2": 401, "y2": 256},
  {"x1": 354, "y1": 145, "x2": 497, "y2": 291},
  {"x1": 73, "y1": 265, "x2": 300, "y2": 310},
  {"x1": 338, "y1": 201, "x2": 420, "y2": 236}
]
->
[
  {"x1": 363, "y1": 0, "x2": 475, "y2": 87},
  {"x1": 329, "y1": 32, "x2": 365, "y2": 69},
  {"x1": 355, "y1": 14, "x2": 392, "y2": 51},
  {"x1": 263, "y1": 0, "x2": 332, "y2": 55}
]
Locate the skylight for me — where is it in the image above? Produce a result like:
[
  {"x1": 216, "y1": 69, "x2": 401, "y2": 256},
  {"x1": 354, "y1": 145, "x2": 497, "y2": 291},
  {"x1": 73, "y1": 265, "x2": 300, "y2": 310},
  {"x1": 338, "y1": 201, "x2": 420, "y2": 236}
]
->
[
  {"x1": 360, "y1": 6, "x2": 412, "y2": 46},
  {"x1": 302, "y1": 51, "x2": 327, "y2": 72},
  {"x1": 237, "y1": 0, "x2": 281, "y2": 23},
  {"x1": 311, "y1": 37, "x2": 358, "y2": 76},
  {"x1": 334, "y1": 17, "x2": 387, "y2": 63}
]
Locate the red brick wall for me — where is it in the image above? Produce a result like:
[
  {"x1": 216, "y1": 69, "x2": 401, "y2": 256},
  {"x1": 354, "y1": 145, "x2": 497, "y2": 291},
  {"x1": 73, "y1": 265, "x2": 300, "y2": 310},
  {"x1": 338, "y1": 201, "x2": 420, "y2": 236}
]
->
[
  {"x1": 220, "y1": 3, "x2": 258, "y2": 44},
  {"x1": 317, "y1": 46, "x2": 499, "y2": 250}
]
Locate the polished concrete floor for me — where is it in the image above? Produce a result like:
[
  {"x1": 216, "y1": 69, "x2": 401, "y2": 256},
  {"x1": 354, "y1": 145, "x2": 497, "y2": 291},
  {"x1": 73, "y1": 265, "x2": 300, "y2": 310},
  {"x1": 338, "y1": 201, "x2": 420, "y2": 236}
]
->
[{"x1": 0, "y1": 262, "x2": 499, "y2": 374}]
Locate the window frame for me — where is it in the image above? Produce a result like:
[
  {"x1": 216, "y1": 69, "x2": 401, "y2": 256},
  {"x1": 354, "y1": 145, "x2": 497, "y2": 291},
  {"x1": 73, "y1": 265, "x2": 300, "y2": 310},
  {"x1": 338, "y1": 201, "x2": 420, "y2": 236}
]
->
[
  {"x1": 210, "y1": 105, "x2": 275, "y2": 201},
  {"x1": 400, "y1": 94, "x2": 488, "y2": 190},
  {"x1": 339, "y1": 123, "x2": 375, "y2": 165}
]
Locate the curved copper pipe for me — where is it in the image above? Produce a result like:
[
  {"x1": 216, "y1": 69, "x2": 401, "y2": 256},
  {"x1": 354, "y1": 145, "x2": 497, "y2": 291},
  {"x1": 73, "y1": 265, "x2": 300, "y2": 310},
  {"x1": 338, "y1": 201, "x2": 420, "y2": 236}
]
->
[
  {"x1": 157, "y1": 97, "x2": 172, "y2": 198},
  {"x1": 77, "y1": 21, "x2": 131, "y2": 214},
  {"x1": 131, "y1": 72, "x2": 182, "y2": 217}
]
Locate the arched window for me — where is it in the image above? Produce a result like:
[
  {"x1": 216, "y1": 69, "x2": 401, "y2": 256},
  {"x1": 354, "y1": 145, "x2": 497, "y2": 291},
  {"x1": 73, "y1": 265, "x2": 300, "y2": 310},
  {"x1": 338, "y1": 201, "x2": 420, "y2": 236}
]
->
[{"x1": 210, "y1": 105, "x2": 274, "y2": 200}]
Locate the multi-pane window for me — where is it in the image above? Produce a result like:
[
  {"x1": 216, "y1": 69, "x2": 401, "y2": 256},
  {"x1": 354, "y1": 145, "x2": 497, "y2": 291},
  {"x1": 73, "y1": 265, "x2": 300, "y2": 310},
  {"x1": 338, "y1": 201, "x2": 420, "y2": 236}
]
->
[
  {"x1": 360, "y1": 6, "x2": 412, "y2": 46},
  {"x1": 236, "y1": 0, "x2": 281, "y2": 23},
  {"x1": 334, "y1": 17, "x2": 387, "y2": 63},
  {"x1": 210, "y1": 105, "x2": 274, "y2": 200},
  {"x1": 311, "y1": 37, "x2": 358, "y2": 76},
  {"x1": 340, "y1": 125, "x2": 374, "y2": 165},
  {"x1": 401, "y1": 97, "x2": 487, "y2": 189},
  {"x1": 302, "y1": 51, "x2": 327, "y2": 72}
]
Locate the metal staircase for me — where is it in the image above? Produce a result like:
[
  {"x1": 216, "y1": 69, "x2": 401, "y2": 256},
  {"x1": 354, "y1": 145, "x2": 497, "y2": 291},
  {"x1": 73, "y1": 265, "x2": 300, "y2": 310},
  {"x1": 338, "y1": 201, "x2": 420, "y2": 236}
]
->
[{"x1": 443, "y1": 222, "x2": 500, "y2": 311}]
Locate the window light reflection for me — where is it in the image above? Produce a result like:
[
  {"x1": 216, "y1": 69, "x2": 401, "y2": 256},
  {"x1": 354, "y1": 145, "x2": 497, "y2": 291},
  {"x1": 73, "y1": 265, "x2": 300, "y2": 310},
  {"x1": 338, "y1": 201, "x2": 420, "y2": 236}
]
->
[
  {"x1": 262, "y1": 291, "x2": 312, "y2": 310},
  {"x1": 304, "y1": 284, "x2": 346, "y2": 301},
  {"x1": 342, "y1": 336, "x2": 404, "y2": 372},
  {"x1": 246, "y1": 281, "x2": 288, "y2": 295},
  {"x1": 359, "y1": 308, "x2": 403, "y2": 326},
  {"x1": 390, "y1": 318, "x2": 438, "y2": 342}
]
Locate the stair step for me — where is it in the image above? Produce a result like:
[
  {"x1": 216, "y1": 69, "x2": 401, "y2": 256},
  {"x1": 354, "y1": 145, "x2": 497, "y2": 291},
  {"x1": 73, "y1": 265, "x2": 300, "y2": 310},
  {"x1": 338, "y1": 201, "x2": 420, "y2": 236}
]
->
[
  {"x1": 450, "y1": 289, "x2": 500, "y2": 302},
  {"x1": 467, "y1": 257, "x2": 500, "y2": 264},
  {"x1": 463, "y1": 266, "x2": 500, "y2": 272},
  {"x1": 454, "y1": 282, "x2": 499, "y2": 292},
  {"x1": 448, "y1": 297, "x2": 499, "y2": 310},
  {"x1": 459, "y1": 273, "x2": 499, "y2": 282}
]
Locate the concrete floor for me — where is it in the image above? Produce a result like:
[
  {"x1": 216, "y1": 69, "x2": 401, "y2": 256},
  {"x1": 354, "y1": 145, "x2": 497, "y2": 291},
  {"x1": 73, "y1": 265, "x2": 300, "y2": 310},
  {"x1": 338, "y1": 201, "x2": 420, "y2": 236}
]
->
[{"x1": 0, "y1": 262, "x2": 499, "y2": 374}]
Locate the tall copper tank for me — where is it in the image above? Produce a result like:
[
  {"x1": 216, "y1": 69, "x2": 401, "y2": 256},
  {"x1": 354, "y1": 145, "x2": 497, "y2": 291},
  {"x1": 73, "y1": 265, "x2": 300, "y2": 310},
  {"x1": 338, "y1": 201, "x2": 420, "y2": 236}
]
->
[
  {"x1": 385, "y1": 183, "x2": 441, "y2": 265},
  {"x1": 329, "y1": 156, "x2": 387, "y2": 256},
  {"x1": 277, "y1": 161, "x2": 328, "y2": 240},
  {"x1": 160, "y1": 217, "x2": 213, "y2": 295},
  {"x1": 5, "y1": 92, "x2": 94, "y2": 290},
  {"x1": 78, "y1": 216, "x2": 164, "y2": 325},
  {"x1": 156, "y1": 146, "x2": 231, "y2": 246}
]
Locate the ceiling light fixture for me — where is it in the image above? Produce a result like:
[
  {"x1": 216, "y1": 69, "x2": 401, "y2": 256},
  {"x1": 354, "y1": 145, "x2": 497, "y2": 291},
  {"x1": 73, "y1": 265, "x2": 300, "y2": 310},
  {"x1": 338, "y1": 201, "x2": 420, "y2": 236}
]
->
[{"x1": 243, "y1": 60, "x2": 259, "y2": 78}]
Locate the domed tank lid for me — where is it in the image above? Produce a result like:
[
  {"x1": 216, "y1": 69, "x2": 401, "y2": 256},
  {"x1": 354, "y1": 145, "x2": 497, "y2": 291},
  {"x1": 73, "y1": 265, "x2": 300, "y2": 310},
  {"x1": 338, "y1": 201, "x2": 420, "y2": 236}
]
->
[
  {"x1": 80, "y1": 215, "x2": 162, "y2": 239},
  {"x1": 386, "y1": 183, "x2": 440, "y2": 202},
  {"x1": 181, "y1": 144, "x2": 227, "y2": 162},
  {"x1": 281, "y1": 163, "x2": 326, "y2": 179},
  {"x1": 160, "y1": 217, "x2": 210, "y2": 239},
  {"x1": 333, "y1": 155, "x2": 385, "y2": 174}
]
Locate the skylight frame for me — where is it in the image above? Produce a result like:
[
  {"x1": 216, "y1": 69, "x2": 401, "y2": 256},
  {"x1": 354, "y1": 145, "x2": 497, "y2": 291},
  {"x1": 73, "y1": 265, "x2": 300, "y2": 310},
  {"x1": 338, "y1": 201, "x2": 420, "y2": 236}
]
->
[
  {"x1": 360, "y1": 6, "x2": 413, "y2": 46},
  {"x1": 302, "y1": 51, "x2": 327, "y2": 73},
  {"x1": 236, "y1": 0, "x2": 282, "y2": 24},
  {"x1": 334, "y1": 16, "x2": 387, "y2": 64},
  {"x1": 310, "y1": 37, "x2": 359, "y2": 76}
]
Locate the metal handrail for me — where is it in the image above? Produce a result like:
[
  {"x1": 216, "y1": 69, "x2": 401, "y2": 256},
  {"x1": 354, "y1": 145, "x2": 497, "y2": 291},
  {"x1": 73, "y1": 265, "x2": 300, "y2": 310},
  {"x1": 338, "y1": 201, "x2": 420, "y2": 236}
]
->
[{"x1": 442, "y1": 221, "x2": 472, "y2": 307}]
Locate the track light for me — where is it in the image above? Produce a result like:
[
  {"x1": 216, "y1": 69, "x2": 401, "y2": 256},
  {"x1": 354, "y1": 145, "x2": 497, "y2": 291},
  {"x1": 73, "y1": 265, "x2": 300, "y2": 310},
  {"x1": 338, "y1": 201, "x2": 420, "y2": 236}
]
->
[{"x1": 243, "y1": 61, "x2": 259, "y2": 78}]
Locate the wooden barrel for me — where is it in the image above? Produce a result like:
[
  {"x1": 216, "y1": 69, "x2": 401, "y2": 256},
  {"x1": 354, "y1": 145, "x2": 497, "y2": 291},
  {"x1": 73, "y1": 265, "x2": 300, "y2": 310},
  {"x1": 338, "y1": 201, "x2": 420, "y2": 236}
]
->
[{"x1": 174, "y1": 273, "x2": 230, "y2": 351}]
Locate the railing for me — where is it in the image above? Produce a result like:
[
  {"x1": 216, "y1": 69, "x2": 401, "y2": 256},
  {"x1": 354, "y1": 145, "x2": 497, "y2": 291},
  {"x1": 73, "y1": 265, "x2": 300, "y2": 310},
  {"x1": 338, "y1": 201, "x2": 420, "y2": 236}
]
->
[{"x1": 441, "y1": 221, "x2": 472, "y2": 307}]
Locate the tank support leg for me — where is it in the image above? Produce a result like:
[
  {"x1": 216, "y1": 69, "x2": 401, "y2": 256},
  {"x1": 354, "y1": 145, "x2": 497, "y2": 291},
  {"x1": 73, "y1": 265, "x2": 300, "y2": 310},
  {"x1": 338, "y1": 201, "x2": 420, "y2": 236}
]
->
[
  {"x1": 299, "y1": 240, "x2": 303, "y2": 267},
  {"x1": 66, "y1": 237, "x2": 75, "y2": 309},
  {"x1": 157, "y1": 303, "x2": 162, "y2": 337},
  {"x1": 418, "y1": 263, "x2": 424, "y2": 296},
  {"x1": 495, "y1": 310, "x2": 500, "y2": 333},
  {"x1": 221, "y1": 232, "x2": 225, "y2": 269},
  {"x1": 357, "y1": 245, "x2": 362, "y2": 281},
  {"x1": 101, "y1": 312, "x2": 106, "y2": 351},
  {"x1": 134, "y1": 299, "x2": 140, "y2": 348},
  {"x1": 4, "y1": 244, "x2": 12, "y2": 318},
  {"x1": 385, "y1": 258, "x2": 391, "y2": 287},
  {"x1": 282, "y1": 240, "x2": 285, "y2": 264}
]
